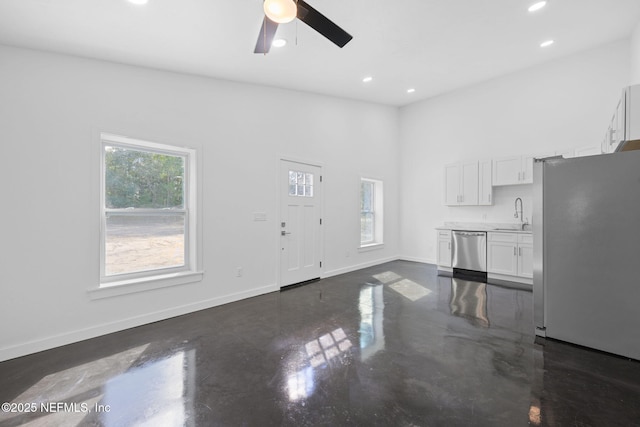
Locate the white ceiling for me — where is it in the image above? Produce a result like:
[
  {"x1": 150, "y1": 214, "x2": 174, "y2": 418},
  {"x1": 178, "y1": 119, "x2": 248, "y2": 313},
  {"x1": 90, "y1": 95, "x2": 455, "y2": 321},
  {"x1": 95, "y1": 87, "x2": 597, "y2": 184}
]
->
[{"x1": 0, "y1": 0, "x2": 639, "y2": 106}]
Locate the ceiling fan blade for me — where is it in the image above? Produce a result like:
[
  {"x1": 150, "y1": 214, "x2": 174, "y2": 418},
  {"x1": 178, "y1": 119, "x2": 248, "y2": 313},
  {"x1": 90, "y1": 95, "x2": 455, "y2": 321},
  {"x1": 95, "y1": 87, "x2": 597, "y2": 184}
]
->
[
  {"x1": 254, "y1": 16, "x2": 279, "y2": 54},
  {"x1": 296, "y1": 0, "x2": 353, "y2": 48}
]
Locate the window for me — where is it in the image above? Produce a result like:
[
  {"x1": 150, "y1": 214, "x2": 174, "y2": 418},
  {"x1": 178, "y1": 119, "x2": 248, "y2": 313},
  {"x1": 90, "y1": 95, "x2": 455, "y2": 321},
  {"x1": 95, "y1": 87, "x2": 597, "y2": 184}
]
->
[
  {"x1": 360, "y1": 178, "x2": 383, "y2": 247},
  {"x1": 98, "y1": 133, "x2": 200, "y2": 292},
  {"x1": 288, "y1": 170, "x2": 314, "y2": 197}
]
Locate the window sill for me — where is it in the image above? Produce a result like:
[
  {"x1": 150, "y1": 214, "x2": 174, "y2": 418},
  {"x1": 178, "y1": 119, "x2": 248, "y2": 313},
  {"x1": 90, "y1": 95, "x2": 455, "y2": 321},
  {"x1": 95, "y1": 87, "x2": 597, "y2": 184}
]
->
[
  {"x1": 358, "y1": 243, "x2": 384, "y2": 252},
  {"x1": 89, "y1": 270, "x2": 204, "y2": 300}
]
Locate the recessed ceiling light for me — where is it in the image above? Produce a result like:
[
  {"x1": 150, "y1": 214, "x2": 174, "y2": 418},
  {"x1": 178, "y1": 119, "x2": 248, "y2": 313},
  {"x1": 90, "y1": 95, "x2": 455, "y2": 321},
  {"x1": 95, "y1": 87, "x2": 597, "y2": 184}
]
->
[
  {"x1": 540, "y1": 39, "x2": 554, "y2": 48},
  {"x1": 528, "y1": 1, "x2": 547, "y2": 12},
  {"x1": 128, "y1": 0, "x2": 148, "y2": 4},
  {"x1": 362, "y1": 76, "x2": 373, "y2": 83},
  {"x1": 272, "y1": 39, "x2": 287, "y2": 48},
  {"x1": 407, "y1": 88, "x2": 416, "y2": 94}
]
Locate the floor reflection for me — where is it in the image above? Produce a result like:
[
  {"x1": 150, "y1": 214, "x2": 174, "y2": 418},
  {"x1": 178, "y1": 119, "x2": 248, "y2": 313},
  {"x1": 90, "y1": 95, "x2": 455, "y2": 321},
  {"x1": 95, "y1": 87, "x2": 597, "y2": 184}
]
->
[
  {"x1": 449, "y1": 278, "x2": 489, "y2": 328},
  {"x1": 0, "y1": 344, "x2": 196, "y2": 427},
  {"x1": 101, "y1": 348, "x2": 196, "y2": 426},
  {"x1": 3, "y1": 261, "x2": 639, "y2": 425},
  {"x1": 373, "y1": 271, "x2": 432, "y2": 301},
  {"x1": 283, "y1": 328, "x2": 355, "y2": 402},
  {"x1": 359, "y1": 284, "x2": 385, "y2": 361}
]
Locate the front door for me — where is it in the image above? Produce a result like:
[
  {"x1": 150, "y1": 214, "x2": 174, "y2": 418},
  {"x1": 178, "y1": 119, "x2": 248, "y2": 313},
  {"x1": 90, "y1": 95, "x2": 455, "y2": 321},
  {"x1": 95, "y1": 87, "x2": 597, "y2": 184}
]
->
[{"x1": 279, "y1": 160, "x2": 322, "y2": 287}]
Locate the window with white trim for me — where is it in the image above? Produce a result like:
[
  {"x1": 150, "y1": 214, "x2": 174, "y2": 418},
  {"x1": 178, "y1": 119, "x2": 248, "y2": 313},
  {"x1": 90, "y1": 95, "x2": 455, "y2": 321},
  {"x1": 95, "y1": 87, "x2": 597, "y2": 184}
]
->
[
  {"x1": 360, "y1": 178, "x2": 383, "y2": 247},
  {"x1": 100, "y1": 133, "x2": 198, "y2": 288}
]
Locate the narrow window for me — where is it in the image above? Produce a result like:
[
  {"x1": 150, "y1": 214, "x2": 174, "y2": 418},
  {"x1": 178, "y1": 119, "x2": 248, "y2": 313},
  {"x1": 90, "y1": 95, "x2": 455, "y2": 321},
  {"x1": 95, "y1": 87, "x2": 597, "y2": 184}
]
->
[
  {"x1": 100, "y1": 134, "x2": 198, "y2": 287},
  {"x1": 360, "y1": 178, "x2": 383, "y2": 247}
]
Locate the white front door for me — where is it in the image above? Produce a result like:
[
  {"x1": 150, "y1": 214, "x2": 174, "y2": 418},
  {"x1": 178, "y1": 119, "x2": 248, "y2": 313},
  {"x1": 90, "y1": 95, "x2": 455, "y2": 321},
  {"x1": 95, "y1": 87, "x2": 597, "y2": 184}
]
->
[{"x1": 279, "y1": 160, "x2": 322, "y2": 287}]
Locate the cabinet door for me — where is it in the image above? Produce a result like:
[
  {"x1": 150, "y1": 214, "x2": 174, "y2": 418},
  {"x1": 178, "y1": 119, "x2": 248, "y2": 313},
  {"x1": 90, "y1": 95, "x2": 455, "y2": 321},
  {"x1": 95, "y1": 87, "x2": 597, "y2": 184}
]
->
[
  {"x1": 492, "y1": 156, "x2": 521, "y2": 186},
  {"x1": 518, "y1": 243, "x2": 533, "y2": 279},
  {"x1": 487, "y1": 240, "x2": 518, "y2": 276},
  {"x1": 556, "y1": 148, "x2": 575, "y2": 159},
  {"x1": 444, "y1": 164, "x2": 461, "y2": 205},
  {"x1": 478, "y1": 160, "x2": 492, "y2": 205},
  {"x1": 437, "y1": 232, "x2": 452, "y2": 267},
  {"x1": 574, "y1": 145, "x2": 601, "y2": 157},
  {"x1": 617, "y1": 93, "x2": 625, "y2": 143},
  {"x1": 521, "y1": 156, "x2": 535, "y2": 184},
  {"x1": 460, "y1": 161, "x2": 479, "y2": 205}
]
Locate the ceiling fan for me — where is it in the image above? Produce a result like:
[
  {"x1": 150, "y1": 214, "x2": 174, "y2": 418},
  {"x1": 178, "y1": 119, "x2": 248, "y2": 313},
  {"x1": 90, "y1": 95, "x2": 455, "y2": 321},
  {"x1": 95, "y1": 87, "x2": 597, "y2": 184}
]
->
[{"x1": 254, "y1": 0, "x2": 353, "y2": 54}]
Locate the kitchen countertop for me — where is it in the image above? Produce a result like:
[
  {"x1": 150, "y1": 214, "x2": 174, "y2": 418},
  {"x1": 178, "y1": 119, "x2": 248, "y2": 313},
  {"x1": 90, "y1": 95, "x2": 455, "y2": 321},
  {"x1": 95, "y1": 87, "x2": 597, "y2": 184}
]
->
[{"x1": 436, "y1": 222, "x2": 532, "y2": 234}]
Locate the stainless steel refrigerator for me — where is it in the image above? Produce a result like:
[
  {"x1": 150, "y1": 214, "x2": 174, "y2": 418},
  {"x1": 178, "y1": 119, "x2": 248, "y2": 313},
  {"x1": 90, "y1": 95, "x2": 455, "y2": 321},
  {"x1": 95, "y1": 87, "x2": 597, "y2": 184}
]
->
[{"x1": 533, "y1": 150, "x2": 640, "y2": 361}]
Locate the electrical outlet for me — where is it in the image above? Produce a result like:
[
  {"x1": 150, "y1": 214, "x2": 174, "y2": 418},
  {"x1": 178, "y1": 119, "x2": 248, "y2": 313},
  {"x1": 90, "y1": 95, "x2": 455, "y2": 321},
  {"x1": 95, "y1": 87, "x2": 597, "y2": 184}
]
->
[{"x1": 236, "y1": 267, "x2": 243, "y2": 277}]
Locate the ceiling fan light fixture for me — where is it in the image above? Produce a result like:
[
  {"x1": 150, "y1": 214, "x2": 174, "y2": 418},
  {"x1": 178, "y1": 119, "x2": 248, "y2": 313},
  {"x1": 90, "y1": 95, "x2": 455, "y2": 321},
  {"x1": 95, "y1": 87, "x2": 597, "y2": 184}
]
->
[
  {"x1": 264, "y1": 0, "x2": 297, "y2": 24},
  {"x1": 272, "y1": 39, "x2": 287, "y2": 48}
]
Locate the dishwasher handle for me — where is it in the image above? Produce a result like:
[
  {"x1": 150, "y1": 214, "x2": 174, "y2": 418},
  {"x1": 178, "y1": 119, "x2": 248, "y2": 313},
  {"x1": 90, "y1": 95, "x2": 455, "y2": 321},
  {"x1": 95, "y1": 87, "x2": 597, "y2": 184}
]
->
[{"x1": 454, "y1": 231, "x2": 486, "y2": 237}]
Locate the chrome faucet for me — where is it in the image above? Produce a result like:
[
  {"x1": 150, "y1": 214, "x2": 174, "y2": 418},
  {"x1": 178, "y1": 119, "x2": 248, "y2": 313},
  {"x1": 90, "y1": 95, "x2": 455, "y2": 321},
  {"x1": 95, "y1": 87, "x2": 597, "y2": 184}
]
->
[{"x1": 515, "y1": 197, "x2": 525, "y2": 230}]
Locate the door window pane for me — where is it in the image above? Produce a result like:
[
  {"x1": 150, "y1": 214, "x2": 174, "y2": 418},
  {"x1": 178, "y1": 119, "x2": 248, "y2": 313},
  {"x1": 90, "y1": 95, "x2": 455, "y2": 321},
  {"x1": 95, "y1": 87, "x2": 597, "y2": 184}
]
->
[{"x1": 288, "y1": 170, "x2": 314, "y2": 197}]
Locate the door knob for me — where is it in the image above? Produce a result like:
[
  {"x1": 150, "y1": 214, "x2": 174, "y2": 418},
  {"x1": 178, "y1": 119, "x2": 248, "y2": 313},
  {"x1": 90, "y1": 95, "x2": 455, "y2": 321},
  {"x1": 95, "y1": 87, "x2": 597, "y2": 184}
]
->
[{"x1": 281, "y1": 231, "x2": 291, "y2": 236}]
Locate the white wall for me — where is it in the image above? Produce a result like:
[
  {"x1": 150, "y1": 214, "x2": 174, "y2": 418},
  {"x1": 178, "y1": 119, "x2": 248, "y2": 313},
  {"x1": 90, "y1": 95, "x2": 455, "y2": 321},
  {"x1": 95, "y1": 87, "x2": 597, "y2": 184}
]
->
[
  {"x1": 0, "y1": 45, "x2": 400, "y2": 361},
  {"x1": 399, "y1": 40, "x2": 631, "y2": 263},
  {"x1": 631, "y1": 21, "x2": 640, "y2": 85}
]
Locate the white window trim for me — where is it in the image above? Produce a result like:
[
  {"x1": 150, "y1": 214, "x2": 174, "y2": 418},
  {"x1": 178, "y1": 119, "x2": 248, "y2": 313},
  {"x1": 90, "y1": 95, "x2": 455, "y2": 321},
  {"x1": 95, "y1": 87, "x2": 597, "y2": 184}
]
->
[
  {"x1": 359, "y1": 177, "x2": 384, "y2": 249},
  {"x1": 91, "y1": 133, "x2": 202, "y2": 298}
]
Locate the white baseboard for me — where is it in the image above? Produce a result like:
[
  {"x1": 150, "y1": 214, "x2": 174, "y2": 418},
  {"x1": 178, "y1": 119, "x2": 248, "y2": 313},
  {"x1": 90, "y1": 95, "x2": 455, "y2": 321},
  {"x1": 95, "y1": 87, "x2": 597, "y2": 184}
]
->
[
  {"x1": 398, "y1": 255, "x2": 434, "y2": 265},
  {"x1": 322, "y1": 255, "x2": 400, "y2": 279},
  {"x1": 0, "y1": 283, "x2": 277, "y2": 363}
]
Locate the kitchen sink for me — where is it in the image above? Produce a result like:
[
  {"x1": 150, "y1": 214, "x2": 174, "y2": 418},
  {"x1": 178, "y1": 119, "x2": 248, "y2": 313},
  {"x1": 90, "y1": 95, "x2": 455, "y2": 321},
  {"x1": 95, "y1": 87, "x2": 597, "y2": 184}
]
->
[{"x1": 493, "y1": 226, "x2": 532, "y2": 232}]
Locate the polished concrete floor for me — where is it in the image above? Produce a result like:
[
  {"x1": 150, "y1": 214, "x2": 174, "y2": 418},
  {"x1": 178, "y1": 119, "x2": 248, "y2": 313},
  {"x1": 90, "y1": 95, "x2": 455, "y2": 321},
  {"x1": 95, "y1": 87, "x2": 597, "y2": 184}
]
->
[{"x1": 1, "y1": 261, "x2": 639, "y2": 426}]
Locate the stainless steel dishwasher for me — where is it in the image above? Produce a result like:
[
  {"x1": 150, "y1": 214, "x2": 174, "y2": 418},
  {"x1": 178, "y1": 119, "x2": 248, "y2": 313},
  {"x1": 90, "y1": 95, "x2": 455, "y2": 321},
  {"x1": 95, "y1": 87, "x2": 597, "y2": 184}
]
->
[{"x1": 452, "y1": 231, "x2": 487, "y2": 273}]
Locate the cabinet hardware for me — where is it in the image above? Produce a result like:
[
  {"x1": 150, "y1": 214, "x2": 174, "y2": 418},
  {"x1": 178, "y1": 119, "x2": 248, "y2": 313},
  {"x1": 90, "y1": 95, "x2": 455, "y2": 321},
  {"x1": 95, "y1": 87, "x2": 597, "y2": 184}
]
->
[{"x1": 513, "y1": 247, "x2": 517, "y2": 256}]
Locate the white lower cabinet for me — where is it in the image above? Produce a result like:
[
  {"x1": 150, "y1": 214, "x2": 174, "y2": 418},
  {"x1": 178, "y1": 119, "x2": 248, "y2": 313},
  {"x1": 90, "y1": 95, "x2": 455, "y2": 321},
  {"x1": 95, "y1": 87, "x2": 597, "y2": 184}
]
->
[
  {"x1": 487, "y1": 232, "x2": 533, "y2": 283},
  {"x1": 517, "y1": 239, "x2": 533, "y2": 279},
  {"x1": 437, "y1": 230, "x2": 452, "y2": 268}
]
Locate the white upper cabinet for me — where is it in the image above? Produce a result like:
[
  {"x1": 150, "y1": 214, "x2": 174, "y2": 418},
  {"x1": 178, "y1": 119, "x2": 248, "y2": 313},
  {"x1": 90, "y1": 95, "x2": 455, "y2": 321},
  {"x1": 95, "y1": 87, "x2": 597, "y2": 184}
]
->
[
  {"x1": 478, "y1": 160, "x2": 493, "y2": 205},
  {"x1": 557, "y1": 145, "x2": 602, "y2": 158},
  {"x1": 603, "y1": 85, "x2": 640, "y2": 153},
  {"x1": 493, "y1": 154, "x2": 551, "y2": 185},
  {"x1": 492, "y1": 156, "x2": 522, "y2": 186},
  {"x1": 627, "y1": 85, "x2": 640, "y2": 142},
  {"x1": 444, "y1": 161, "x2": 478, "y2": 206},
  {"x1": 460, "y1": 162, "x2": 479, "y2": 205},
  {"x1": 445, "y1": 164, "x2": 461, "y2": 205},
  {"x1": 573, "y1": 145, "x2": 602, "y2": 157}
]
